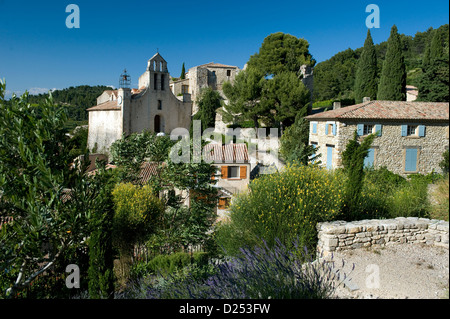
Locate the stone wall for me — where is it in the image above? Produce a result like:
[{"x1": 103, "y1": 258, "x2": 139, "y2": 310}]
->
[{"x1": 317, "y1": 217, "x2": 449, "y2": 256}]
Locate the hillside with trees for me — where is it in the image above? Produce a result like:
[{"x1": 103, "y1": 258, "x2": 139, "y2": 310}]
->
[
  {"x1": 26, "y1": 85, "x2": 113, "y2": 130},
  {"x1": 313, "y1": 24, "x2": 449, "y2": 104}
]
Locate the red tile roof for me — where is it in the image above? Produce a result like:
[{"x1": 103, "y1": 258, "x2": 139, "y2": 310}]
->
[
  {"x1": 305, "y1": 100, "x2": 449, "y2": 121},
  {"x1": 203, "y1": 143, "x2": 249, "y2": 163}
]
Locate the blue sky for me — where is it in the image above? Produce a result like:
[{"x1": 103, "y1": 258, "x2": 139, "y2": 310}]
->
[{"x1": 0, "y1": 0, "x2": 448, "y2": 98}]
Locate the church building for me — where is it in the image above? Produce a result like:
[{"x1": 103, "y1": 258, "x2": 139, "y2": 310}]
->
[{"x1": 87, "y1": 53, "x2": 192, "y2": 155}]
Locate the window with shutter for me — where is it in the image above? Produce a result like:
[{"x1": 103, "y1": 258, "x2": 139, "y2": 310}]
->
[
  {"x1": 404, "y1": 148, "x2": 418, "y2": 172},
  {"x1": 325, "y1": 123, "x2": 336, "y2": 136},
  {"x1": 326, "y1": 145, "x2": 334, "y2": 169},
  {"x1": 357, "y1": 124, "x2": 364, "y2": 136},
  {"x1": 363, "y1": 124, "x2": 373, "y2": 135},
  {"x1": 312, "y1": 122, "x2": 317, "y2": 134},
  {"x1": 418, "y1": 125, "x2": 425, "y2": 137},
  {"x1": 227, "y1": 166, "x2": 240, "y2": 178},
  {"x1": 221, "y1": 166, "x2": 228, "y2": 179},
  {"x1": 364, "y1": 148, "x2": 375, "y2": 168},
  {"x1": 375, "y1": 124, "x2": 382, "y2": 136},
  {"x1": 240, "y1": 166, "x2": 247, "y2": 179}
]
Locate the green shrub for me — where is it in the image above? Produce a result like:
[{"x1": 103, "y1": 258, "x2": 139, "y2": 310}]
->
[
  {"x1": 362, "y1": 168, "x2": 433, "y2": 219},
  {"x1": 214, "y1": 164, "x2": 345, "y2": 256},
  {"x1": 130, "y1": 252, "x2": 209, "y2": 279},
  {"x1": 386, "y1": 175, "x2": 430, "y2": 218},
  {"x1": 112, "y1": 183, "x2": 164, "y2": 247},
  {"x1": 440, "y1": 149, "x2": 449, "y2": 175}
]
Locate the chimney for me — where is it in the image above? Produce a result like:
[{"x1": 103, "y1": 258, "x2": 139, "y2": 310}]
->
[
  {"x1": 333, "y1": 101, "x2": 341, "y2": 110},
  {"x1": 363, "y1": 97, "x2": 371, "y2": 102}
]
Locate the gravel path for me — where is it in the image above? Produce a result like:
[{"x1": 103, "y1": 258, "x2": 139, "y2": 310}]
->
[{"x1": 329, "y1": 244, "x2": 449, "y2": 299}]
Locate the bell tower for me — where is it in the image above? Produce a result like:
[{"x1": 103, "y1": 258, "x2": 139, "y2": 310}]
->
[
  {"x1": 147, "y1": 53, "x2": 169, "y2": 91},
  {"x1": 118, "y1": 69, "x2": 131, "y2": 135}
]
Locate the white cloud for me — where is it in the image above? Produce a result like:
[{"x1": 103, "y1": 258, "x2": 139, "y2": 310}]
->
[
  {"x1": 3, "y1": 89, "x2": 23, "y2": 99},
  {"x1": 28, "y1": 87, "x2": 51, "y2": 95}
]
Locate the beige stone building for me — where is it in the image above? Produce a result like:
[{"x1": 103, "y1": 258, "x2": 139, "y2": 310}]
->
[
  {"x1": 305, "y1": 100, "x2": 449, "y2": 177},
  {"x1": 170, "y1": 62, "x2": 241, "y2": 114},
  {"x1": 87, "y1": 53, "x2": 192, "y2": 155},
  {"x1": 203, "y1": 143, "x2": 250, "y2": 218}
]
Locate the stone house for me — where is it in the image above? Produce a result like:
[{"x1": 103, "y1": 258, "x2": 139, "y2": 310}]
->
[
  {"x1": 305, "y1": 100, "x2": 449, "y2": 177},
  {"x1": 203, "y1": 143, "x2": 250, "y2": 218},
  {"x1": 170, "y1": 62, "x2": 241, "y2": 114},
  {"x1": 87, "y1": 53, "x2": 192, "y2": 155}
]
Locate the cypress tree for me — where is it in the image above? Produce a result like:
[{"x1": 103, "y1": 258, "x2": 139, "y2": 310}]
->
[
  {"x1": 88, "y1": 165, "x2": 116, "y2": 299},
  {"x1": 377, "y1": 25, "x2": 407, "y2": 101},
  {"x1": 354, "y1": 29, "x2": 378, "y2": 103},
  {"x1": 417, "y1": 30, "x2": 449, "y2": 102},
  {"x1": 180, "y1": 62, "x2": 186, "y2": 79},
  {"x1": 429, "y1": 30, "x2": 444, "y2": 60}
]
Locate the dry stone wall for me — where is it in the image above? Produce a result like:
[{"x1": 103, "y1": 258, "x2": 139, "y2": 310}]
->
[{"x1": 317, "y1": 217, "x2": 449, "y2": 255}]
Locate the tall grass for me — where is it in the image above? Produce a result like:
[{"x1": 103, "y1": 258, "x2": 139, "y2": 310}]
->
[{"x1": 429, "y1": 176, "x2": 449, "y2": 221}]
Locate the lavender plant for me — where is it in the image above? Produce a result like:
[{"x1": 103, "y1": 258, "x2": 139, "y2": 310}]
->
[{"x1": 121, "y1": 239, "x2": 349, "y2": 299}]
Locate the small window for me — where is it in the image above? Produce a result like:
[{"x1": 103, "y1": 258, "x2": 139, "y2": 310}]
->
[
  {"x1": 363, "y1": 124, "x2": 374, "y2": 136},
  {"x1": 326, "y1": 123, "x2": 336, "y2": 136},
  {"x1": 161, "y1": 74, "x2": 165, "y2": 90},
  {"x1": 407, "y1": 125, "x2": 417, "y2": 136},
  {"x1": 158, "y1": 100, "x2": 162, "y2": 110},
  {"x1": 154, "y1": 73, "x2": 158, "y2": 90},
  {"x1": 227, "y1": 166, "x2": 240, "y2": 178},
  {"x1": 227, "y1": 70, "x2": 231, "y2": 77}
]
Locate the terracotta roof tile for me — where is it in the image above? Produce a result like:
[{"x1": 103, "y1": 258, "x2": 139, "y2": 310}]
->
[
  {"x1": 203, "y1": 143, "x2": 248, "y2": 163},
  {"x1": 305, "y1": 100, "x2": 449, "y2": 121}
]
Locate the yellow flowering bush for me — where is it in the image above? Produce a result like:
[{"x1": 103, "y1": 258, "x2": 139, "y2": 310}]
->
[
  {"x1": 215, "y1": 163, "x2": 345, "y2": 256},
  {"x1": 112, "y1": 183, "x2": 164, "y2": 247}
]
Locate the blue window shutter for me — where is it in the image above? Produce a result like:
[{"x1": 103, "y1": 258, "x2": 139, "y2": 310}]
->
[
  {"x1": 364, "y1": 148, "x2": 375, "y2": 168},
  {"x1": 312, "y1": 122, "x2": 317, "y2": 134},
  {"x1": 401, "y1": 125, "x2": 408, "y2": 137},
  {"x1": 326, "y1": 146, "x2": 333, "y2": 169},
  {"x1": 418, "y1": 125, "x2": 425, "y2": 137},
  {"x1": 375, "y1": 124, "x2": 382, "y2": 136},
  {"x1": 311, "y1": 143, "x2": 317, "y2": 163},
  {"x1": 325, "y1": 124, "x2": 329, "y2": 135},
  {"x1": 332, "y1": 123, "x2": 337, "y2": 136},
  {"x1": 405, "y1": 148, "x2": 418, "y2": 172},
  {"x1": 357, "y1": 124, "x2": 364, "y2": 136}
]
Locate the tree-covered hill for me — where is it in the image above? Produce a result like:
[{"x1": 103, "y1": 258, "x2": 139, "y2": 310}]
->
[
  {"x1": 313, "y1": 24, "x2": 449, "y2": 104},
  {"x1": 26, "y1": 85, "x2": 113, "y2": 131}
]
